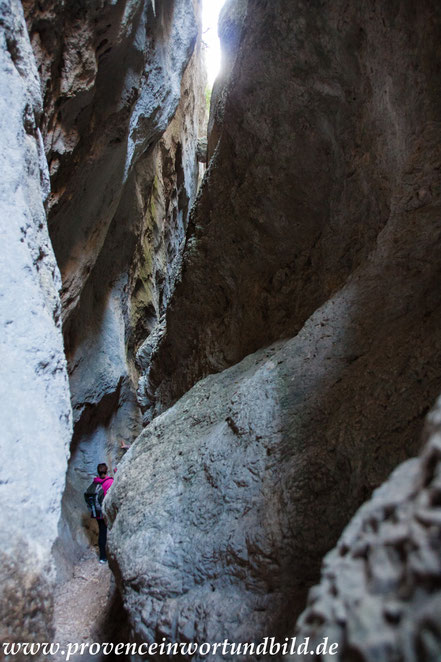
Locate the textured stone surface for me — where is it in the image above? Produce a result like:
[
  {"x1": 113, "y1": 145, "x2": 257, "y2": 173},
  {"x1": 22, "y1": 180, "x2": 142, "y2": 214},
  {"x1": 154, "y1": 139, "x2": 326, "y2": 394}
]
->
[
  {"x1": 0, "y1": 0, "x2": 72, "y2": 646},
  {"x1": 294, "y1": 397, "x2": 441, "y2": 662},
  {"x1": 146, "y1": 0, "x2": 441, "y2": 419},
  {"x1": 106, "y1": 199, "x2": 441, "y2": 652},
  {"x1": 105, "y1": 0, "x2": 441, "y2": 650},
  {"x1": 4, "y1": 0, "x2": 441, "y2": 655},
  {"x1": 54, "y1": 553, "x2": 128, "y2": 660},
  {"x1": 23, "y1": 0, "x2": 201, "y2": 322}
]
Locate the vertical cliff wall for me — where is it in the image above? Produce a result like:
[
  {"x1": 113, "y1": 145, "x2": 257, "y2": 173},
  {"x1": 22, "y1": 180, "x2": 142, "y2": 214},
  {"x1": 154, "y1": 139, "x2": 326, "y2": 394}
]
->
[
  {"x1": 3, "y1": 0, "x2": 441, "y2": 655},
  {"x1": 0, "y1": 0, "x2": 72, "y2": 645},
  {"x1": 23, "y1": 0, "x2": 202, "y2": 322},
  {"x1": 206, "y1": 0, "x2": 247, "y2": 162}
]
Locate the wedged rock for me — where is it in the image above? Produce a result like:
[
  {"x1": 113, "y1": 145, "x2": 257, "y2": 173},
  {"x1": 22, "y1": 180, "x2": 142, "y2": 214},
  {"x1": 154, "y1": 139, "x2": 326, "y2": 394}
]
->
[
  {"x1": 294, "y1": 397, "x2": 441, "y2": 662},
  {"x1": 0, "y1": 0, "x2": 72, "y2": 646},
  {"x1": 106, "y1": 185, "x2": 441, "y2": 654},
  {"x1": 146, "y1": 0, "x2": 441, "y2": 419}
]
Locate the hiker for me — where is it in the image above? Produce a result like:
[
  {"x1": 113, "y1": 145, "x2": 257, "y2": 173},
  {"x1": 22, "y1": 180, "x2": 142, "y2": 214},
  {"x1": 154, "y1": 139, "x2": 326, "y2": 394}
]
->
[{"x1": 93, "y1": 463, "x2": 114, "y2": 564}]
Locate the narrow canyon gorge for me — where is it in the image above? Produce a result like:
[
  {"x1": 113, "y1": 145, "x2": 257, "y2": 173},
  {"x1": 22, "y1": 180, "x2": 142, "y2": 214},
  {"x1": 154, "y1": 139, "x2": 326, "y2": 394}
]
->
[{"x1": 1, "y1": 0, "x2": 441, "y2": 660}]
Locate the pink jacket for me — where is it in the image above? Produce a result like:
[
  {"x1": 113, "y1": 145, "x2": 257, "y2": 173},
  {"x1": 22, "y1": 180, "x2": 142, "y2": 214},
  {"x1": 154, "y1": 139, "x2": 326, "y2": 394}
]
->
[{"x1": 94, "y1": 475, "x2": 114, "y2": 495}]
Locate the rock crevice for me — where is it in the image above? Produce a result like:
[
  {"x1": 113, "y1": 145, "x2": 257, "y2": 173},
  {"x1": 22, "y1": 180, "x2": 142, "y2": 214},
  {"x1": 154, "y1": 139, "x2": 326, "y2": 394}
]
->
[
  {"x1": 22, "y1": 0, "x2": 207, "y2": 576},
  {"x1": 2, "y1": 0, "x2": 441, "y2": 657}
]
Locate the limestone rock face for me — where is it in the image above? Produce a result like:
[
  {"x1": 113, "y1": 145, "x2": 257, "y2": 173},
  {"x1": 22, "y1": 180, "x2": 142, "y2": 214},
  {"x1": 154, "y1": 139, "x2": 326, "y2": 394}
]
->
[
  {"x1": 146, "y1": 0, "x2": 441, "y2": 419},
  {"x1": 4, "y1": 0, "x2": 441, "y2": 654},
  {"x1": 107, "y1": 1, "x2": 441, "y2": 646},
  {"x1": 295, "y1": 398, "x2": 441, "y2": 662},
  {"x1": 0, "y1": 0, "x2": 72, "y2": 645},
  {"x1": 56, "y1": 50, "x2": 206, "y2": 575},
  {"x1": 23, "y1": 0, "x2": 200, "y2": 322},
  {"x1": 106, "y1": 199, "x2": 441, "y2": 651}
]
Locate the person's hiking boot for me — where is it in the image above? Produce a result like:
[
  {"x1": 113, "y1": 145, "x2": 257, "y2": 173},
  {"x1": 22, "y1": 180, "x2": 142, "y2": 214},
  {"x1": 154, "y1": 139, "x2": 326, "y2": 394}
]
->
[{"x1": 99, "y1": 559, "x2": 107, "y2": 564}]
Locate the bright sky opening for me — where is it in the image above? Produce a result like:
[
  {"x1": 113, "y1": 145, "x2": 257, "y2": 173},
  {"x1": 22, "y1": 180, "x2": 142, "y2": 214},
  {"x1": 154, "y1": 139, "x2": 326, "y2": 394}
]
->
[{"x1": 202, "y1": 0, "x2": 226, "y2": 87}]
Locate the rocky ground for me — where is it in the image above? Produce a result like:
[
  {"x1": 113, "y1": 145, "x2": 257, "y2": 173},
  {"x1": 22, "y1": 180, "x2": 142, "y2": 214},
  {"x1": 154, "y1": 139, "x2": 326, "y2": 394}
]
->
[{"x1": 54, "y1": 552, "x2": 128, "y2": 662}]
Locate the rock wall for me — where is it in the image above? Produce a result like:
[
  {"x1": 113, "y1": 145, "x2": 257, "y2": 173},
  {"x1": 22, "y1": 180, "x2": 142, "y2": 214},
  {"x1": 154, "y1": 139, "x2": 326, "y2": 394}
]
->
[
  {"x1": 295, "y1": 397, "x2": 441, "y2": 661},
  {"x1": 0, "y1": 0, "x2": 72, "y2": 646},
  {"x1": 106, "y1": 0, "x2": 441, "y2": 653},
  {"x1": 23, "y1": 0, "x2": 201, "y2": 322},
  {"x1": 21, "y1": 0, "x2": 206, "y2": 574},
  {"x1": 146, "y1": 0, "x2": 441, "y2": 419},
  {"x1": 3, "y1": 0, "x2": 441, "y2": 654}
]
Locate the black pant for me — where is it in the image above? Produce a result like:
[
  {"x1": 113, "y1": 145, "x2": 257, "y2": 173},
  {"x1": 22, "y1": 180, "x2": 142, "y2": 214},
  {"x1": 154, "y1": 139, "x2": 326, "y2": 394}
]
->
[{"x1": 97, "y1": 518, "x2": 107, "y2": 560}]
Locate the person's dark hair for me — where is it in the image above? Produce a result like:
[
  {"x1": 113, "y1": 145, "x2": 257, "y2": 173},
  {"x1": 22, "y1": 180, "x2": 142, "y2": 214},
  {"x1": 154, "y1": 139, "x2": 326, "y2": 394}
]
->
[{"x1": 97, "y1": 463, "x2": 108, "y2": 477}]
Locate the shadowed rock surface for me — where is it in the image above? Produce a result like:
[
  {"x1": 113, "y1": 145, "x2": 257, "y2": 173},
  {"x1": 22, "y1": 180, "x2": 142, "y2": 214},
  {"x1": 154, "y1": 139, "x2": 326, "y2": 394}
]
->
[
  {"x1": 55, "y1": 41, "x2": 206, "y2": 579},
  {"x1": 145, "y1": 0, "x2": 441, "y2": 419},
  {"x1": 23, "y1": 0, "x2": 201, "y2": 322},
  {"x1": 0, "y1": 0, "x2": 72, "y2": 647},
  {"x1": 294, "y1": 397, "x2": 441, "y2": 662},
  {"x1": 206, "y1": 0, "x2": 247, "y2": 162},
  {"x1": 3, "y1": 0, "x2": 441, "y2": 656},
  {"x1": 54, "y1": 552, "x2": 129, "y2": 662}
]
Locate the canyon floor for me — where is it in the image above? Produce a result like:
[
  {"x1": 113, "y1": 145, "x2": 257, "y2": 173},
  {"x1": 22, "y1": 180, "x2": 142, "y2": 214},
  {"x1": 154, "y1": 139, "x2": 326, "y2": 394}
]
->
[{"x1": 54, "y1": 551, "x2": 125, "y2": 662}]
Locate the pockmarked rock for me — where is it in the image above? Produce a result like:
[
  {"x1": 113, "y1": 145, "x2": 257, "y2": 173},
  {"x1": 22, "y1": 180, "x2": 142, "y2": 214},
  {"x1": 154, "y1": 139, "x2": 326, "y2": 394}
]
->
[{"x1": 295, "y1": 397, "x2": 441, "y2": 662}]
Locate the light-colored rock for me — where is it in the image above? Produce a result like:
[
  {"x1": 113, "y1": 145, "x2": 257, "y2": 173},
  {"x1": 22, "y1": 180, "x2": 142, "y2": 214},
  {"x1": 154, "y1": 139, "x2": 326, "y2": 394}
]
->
[
  {"x1": 135, "y1": 46, "x2": 207, "y2": 425},
  {"x1": 294, "y1": 397, "x2": 441, "y2": 661},
  {"x1": 0, "y1": 0, "x2": 72, "y2": 646},
  {"x1": 23, "y1": 0, "x2": 201, "y2": 322}
]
